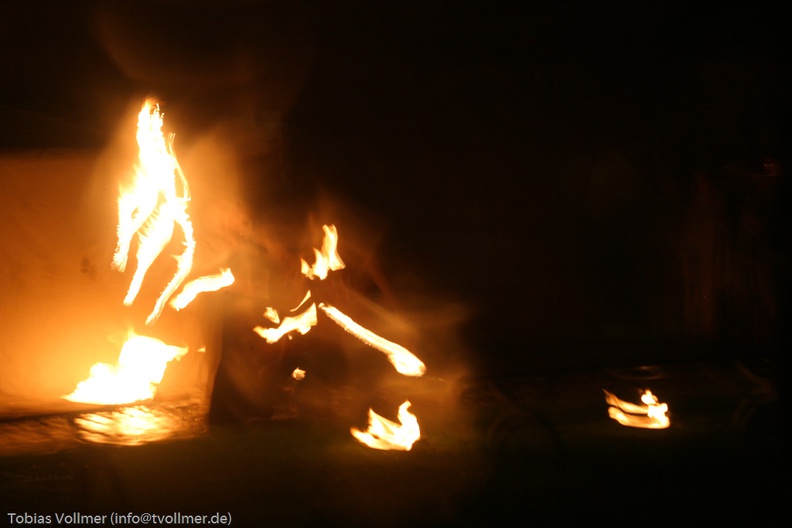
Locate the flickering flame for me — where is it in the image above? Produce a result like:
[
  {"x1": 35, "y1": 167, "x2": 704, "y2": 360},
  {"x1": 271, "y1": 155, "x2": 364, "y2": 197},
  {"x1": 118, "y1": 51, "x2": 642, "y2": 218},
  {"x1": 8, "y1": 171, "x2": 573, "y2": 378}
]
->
[
  {"x1": 604, "y1": 389, "x2": 670, "y2": 429},
  {"x1": 170, "y1": 268, "x2": 235, "y2": 311},
  {"x1": 64, "y1": 334, "x2": 188, "y2": 405},
  {"x1": 253, "y1": 303, "x2": 318, "y2": 343},
  {"x1": 301, "y1": 225, "x2": 345, "y2": 280},
  {"x1": 319, "y1": 303, "x2": 426, "y2": 377},
  {"x1": 351, "y1": 401, "x2": 421, "y2": 451},
  {"x1": 263, "y1": 307, "x2": 280, "y2": 324},
  {"x1": 113, "y1": 99, "x2": 196, "y2": 325},
  {"x1": 292, "y1": 368, "x2": 306, "y2": 380}
]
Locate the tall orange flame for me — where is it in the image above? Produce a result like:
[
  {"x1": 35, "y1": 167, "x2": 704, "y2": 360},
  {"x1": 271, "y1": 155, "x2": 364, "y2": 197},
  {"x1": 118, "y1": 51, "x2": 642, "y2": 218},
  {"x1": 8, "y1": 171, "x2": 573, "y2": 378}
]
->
[{"x1": 113, "y1": 99, "x2": 196, "y2": 325}]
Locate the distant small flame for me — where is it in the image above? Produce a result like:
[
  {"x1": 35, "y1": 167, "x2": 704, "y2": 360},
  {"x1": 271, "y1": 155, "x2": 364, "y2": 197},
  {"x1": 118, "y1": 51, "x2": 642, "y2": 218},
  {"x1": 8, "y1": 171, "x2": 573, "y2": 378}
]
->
[
  {"x1": 292, "y1": 368, "x2": 306, "y2": 380},
  {"x1": 319, "y1": 303, "x2": 426, "y2": 377},
  {"x1": 113, "y1": 99, "x2": 195, "y2": 325},
  {"x1": 64, "y1": 334, "x2": 188, "y2": 405},
  {"x1": 301, "y1": 225, "x2": 345, "y2": 280},
  {"x1": 170, "y1": 268, "x2": 235, "y2": 311},
  {"x1": 351, "y1": 401, "x2": 421, "y2": 451},
  {"x1": 604, "y1": 389, "x2": 670, "y2": 429}
]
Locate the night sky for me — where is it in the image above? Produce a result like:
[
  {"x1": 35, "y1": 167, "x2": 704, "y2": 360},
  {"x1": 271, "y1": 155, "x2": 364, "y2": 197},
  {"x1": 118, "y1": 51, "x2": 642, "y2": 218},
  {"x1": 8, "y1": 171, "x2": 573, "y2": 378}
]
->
[{"x1": 2, "y1": 1, "x2": 788, "y2": 369}]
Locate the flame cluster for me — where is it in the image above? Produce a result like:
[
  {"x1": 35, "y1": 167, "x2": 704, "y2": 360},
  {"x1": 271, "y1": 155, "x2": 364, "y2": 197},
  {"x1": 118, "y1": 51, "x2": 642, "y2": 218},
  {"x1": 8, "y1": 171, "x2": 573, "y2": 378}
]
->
[
  {"x1": 604, "y1": 389, "x2": 670, "y2": 429},
  {"x1": 254, "y1": 225, "x2": 425, "y2": 449}
]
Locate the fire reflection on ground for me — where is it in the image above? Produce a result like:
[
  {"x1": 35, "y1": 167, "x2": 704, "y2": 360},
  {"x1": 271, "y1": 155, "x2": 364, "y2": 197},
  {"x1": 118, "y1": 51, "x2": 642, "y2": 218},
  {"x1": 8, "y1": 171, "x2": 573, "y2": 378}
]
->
[{"x1": 73, "y1": 403, "x2": 207, "y2": 446}]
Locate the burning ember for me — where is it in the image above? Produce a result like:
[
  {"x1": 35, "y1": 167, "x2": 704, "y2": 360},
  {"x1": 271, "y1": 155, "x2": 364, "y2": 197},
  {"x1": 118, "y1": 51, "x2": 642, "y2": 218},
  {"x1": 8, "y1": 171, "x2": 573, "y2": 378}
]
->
[
  {"x1": 351, "y1": 401, "x2": 421, "y2": 451},
  {"x1": 64, "y1": 334, "x2": 187, "y2": 405},
  {"x1": 604, "y1": 389, "x2": 670, "y2": 429}
]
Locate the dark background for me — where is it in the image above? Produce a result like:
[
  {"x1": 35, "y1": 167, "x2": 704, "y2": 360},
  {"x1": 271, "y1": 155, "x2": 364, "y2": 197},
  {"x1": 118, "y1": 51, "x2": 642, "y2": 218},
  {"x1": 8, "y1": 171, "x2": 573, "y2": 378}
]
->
[{"x1": 2, "y1": 0, "x2": 789, "y2": 373}]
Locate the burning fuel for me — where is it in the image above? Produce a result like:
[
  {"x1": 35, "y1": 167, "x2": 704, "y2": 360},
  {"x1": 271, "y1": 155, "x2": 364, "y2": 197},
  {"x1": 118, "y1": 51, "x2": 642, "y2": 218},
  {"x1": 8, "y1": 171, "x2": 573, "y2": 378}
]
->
[
  {"x1": 351, "y1": 401, "x2": 421, "y2": 451},
  {"x1": 604, "y1": 389, "x2": 670, "y2": 429},
  {"x1": 64, "y1": 334, "x2": 188, "y2": 405}
]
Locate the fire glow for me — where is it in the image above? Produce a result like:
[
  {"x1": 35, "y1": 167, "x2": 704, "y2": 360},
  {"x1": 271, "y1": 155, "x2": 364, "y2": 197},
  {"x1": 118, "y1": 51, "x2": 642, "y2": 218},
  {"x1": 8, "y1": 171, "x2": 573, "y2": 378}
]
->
[{"x1": 604, "y1": 389, "x2": 670, "y2": 429}]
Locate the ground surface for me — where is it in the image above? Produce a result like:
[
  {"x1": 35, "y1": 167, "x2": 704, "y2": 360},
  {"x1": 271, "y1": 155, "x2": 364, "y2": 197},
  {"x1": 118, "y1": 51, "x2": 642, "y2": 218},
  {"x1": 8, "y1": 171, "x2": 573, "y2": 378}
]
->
[{"x1": 1, "y1": 361, "x2": 786, "y2": 526}]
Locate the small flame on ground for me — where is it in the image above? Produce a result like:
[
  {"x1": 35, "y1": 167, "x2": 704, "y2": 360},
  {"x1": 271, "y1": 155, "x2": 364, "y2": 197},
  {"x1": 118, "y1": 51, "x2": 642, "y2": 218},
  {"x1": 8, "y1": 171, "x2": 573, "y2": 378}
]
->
[
  {"x1": 263, "y1": 307, "x2": 280, "y2": 324},
  {"x1": 113, "y1": 99, "x2": 196, "y2": 325},
  {"x1": 351, "y1": 401, "x2": 421, "y2": 451},
  {"x1": 170, "y1": 268, "x2": 235, "y2": 311},
  {"x1": 292, "y1": 368, "x2": 306, "y2": 380},
  {"x1": 604, "y1": 389, "x2": 670, "y2": 429},
  {"x1": 64, "y1": 334, "x2": 188, "y2": 405},
  {"x1": 301, "y1": 225, "x2": 345, "y2": 280}
]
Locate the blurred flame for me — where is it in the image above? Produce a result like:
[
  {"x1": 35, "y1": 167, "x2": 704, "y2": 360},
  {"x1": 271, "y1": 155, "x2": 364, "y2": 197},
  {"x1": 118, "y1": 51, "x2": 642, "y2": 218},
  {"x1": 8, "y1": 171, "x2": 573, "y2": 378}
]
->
[
  {"x1": 301, "y1": 225, "x2": 345, "y2": 280},
  {"x1": 604, "y1": 389, "x2": 670, "y2": 429},
  {"x1": 351, "y1": 401, "x2": 420, "y2": 451},
  {"x1": 112, "y1": 99, "x2": 196, "y2": 325},
  {"x1": 319, "y1": 303, "x2": 426, "y2": 377},
  {"x1": 170, "y1": 268, "x2": 235, "y2": 310},
  {"x1": 292, "y1": 368, "x2": 306, "y2": 380},
  {"x1": 253, "y1": 303, "x2": 318, "y2": 343},
  {"x1": 64, "y1": 334, "x2": 188, "y2": 405}
]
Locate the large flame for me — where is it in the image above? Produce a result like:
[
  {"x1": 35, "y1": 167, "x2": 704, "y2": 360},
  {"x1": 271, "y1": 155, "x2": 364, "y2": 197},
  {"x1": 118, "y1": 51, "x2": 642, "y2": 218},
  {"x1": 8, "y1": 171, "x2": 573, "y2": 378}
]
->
[
  {"x1": 351, "y1": 401, "x2": 421, "y2": 451},
  {"x1": 604, "y1": 389, "x2": 670, "y2": 429},
  {"x1": 64, "y1": 334, "x2": 188, "y2": 405},
  {"x1": 113, "y1": 99, "x2": 196, "y2": 325}
]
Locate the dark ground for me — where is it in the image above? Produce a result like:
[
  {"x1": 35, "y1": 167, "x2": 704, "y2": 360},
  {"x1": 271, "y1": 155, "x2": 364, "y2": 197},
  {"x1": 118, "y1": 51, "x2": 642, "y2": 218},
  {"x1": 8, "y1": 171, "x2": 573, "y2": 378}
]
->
[{"x1": 0, "y1": 361, "x2": 786, "y2": 526}]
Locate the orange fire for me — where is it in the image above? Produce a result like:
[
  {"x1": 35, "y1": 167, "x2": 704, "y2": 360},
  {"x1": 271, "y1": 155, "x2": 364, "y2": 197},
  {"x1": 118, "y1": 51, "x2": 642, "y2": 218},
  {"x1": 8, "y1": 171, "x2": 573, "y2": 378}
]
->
[
  {"x1": 255, "y1": 226, "x2": 425, "y2": 377},
  {"x1": 253, "y1": 302, "x2": 318, "y2": 343},
  {"x1": 351, "y1": 401, "x2": 421, "y2": 451},
  {"x1": 604, "y1": 389, "x2": 670, "y2": 429},
  {"x1": 301, "y1": 224, "x2": 345, "y2": 280},
  {"x1": 254, "y1": 226, "x2": 426, "y2": 449},
  {"x1": 170, "y1": 268, "x2": 236, "y2": 311},
  {"x1": 112, "y1": 99, "x2": 197, "y2": 325},
  {"x1": 64, "y1": 334, "x2": 188, "y2": 405},
  {"x1": 318, "y1": 303, "x2": 426, "y2": 377}
]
